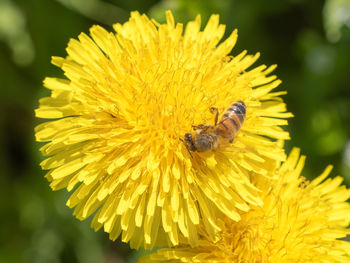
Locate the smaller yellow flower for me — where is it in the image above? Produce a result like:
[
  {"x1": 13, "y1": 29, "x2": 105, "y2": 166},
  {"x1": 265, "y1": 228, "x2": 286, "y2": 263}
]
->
[{"x1": 141, "y1": 148, "x2": 350, "y2": 262}]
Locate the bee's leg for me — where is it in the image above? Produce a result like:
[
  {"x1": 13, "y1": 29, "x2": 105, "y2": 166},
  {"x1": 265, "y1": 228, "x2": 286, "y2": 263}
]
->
[
  {"x1": 192, "y1": 124, "x2": 207, "y2": 131},
  {"x1": 192, "y1": 125, "x2": 200, "y2": 131},
  {"x1": 209, "y1": 107, "x2": 219, "y2": 126},
  {"x1": 179, "y1": 138, "x2": 193, "y2": 158},
  {"x1": 192, "y1": 124, "x2": 212, "y2": 134}
]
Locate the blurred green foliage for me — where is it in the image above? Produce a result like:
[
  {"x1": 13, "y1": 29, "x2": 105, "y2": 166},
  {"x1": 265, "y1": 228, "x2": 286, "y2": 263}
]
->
[{"x1": 0, "y1": 0, "x2": 349, "y2": 262}]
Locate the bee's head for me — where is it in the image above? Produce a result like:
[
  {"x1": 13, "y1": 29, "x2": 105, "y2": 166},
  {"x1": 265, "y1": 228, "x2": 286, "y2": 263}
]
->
[
  {"x1": 184, "y1": 133, "x2": 192, "y2": 143},
  {"x1": 183, "y1": 133, "x2": 196, "y2": 151}
]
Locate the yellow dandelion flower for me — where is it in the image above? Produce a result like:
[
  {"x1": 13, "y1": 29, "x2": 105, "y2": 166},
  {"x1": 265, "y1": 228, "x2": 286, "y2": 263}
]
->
[
  {"x1": 141, "y1": 148, "x2": 350, "y2": 262},
  {"x1": 35, "y1": 11, "x2": 291, "y2": 249}
]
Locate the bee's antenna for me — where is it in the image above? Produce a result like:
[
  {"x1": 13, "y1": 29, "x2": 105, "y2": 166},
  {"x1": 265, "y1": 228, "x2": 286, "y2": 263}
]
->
[{"x1": 179, "y1": 137, "x2": 193, "y2": 158}]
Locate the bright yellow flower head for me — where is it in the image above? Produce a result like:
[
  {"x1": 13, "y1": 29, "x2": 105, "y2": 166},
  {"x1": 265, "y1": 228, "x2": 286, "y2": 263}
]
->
[
  {"x1": 35, "y1": 11, "x2": 291, "y2": 249},
  {"x1": 141, "y1": 148, "x2": 350, "y2": 262}
]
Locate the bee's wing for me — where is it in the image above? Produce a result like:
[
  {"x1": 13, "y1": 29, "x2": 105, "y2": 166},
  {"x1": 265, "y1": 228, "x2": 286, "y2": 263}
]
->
[{"x1": 235, "y1": 112, "x2": 246, "y2": 124}]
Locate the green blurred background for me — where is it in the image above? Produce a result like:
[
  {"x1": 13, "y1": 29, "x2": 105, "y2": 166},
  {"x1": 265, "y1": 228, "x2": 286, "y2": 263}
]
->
[{"x1": 1, "y1": 0, "x2": 350, "y2": 262}]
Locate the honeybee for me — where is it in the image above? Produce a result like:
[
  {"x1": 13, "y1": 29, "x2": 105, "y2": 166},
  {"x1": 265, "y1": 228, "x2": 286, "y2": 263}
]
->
[{"x1": 182, "y1": 101, "x2": 246, "y2": 156}]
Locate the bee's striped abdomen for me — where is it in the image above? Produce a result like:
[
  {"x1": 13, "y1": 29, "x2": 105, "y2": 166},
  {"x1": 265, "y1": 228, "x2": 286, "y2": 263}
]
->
[{"x1": 215, "y1": 101, "x2": 246, "y2": 142}]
